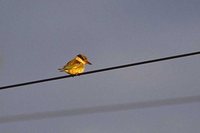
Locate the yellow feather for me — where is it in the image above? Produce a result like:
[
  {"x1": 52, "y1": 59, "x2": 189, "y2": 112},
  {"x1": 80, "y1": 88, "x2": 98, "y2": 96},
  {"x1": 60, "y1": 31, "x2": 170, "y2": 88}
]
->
[{"x1": 58, "y1": 54, "x2": 91, "y2": 75}]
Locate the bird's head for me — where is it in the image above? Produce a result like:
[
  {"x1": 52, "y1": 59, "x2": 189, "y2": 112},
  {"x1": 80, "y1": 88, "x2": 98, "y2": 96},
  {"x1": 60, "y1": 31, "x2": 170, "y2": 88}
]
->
[{"x1": 76, "y1": 54, "x2": 92, "y2": 65}]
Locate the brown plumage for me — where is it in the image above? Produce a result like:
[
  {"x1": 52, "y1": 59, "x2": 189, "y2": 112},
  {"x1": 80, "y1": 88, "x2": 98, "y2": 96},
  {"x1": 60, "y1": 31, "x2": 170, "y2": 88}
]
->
[{"x1": 58, "y1": 54, "x2": 92, "y2": 75}]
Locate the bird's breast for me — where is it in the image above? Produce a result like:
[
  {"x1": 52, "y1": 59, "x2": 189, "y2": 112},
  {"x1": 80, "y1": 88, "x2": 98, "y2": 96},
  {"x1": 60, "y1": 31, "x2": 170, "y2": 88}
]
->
[{"x1": 66, "y1": 67, "x2": 85, "y2": 75}]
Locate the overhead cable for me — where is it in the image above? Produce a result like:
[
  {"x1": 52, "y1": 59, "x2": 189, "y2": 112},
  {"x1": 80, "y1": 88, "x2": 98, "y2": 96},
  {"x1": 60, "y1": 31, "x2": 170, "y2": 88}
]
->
[
  {"x1": 0, "y1": 51, "x2": 200, "y2": 90},
  {"x1": 0, "y1": 95, "x2": 200, "y2": 123}
]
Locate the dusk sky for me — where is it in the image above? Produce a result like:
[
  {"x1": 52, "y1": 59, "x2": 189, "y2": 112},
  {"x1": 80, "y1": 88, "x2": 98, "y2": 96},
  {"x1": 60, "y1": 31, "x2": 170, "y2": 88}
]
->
[{"x1": 0, "y1": 0, "x2": 200, "y2": 132}]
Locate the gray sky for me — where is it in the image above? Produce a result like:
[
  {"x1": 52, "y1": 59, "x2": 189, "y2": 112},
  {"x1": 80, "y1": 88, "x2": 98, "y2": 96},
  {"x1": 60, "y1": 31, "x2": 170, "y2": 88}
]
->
[{"x1": 0, "y1": 0, "x2": 200, "y2": 132}]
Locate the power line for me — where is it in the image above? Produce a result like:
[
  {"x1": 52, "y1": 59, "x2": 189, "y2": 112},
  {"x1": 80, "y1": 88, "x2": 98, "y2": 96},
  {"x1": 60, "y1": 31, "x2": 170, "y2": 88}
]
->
[
  {"x1": 0, "y1": 51, "x2": 200, "y2": 90},
  {"x1": 0, "y1": 95, "x2": 200, "y2": 123}
]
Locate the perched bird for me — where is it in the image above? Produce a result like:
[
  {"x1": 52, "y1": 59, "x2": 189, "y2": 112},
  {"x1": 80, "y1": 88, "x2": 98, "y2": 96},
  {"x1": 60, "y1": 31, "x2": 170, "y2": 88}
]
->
[{"x1": 58, "y1": 54, "x2": 92, "y2": 75}]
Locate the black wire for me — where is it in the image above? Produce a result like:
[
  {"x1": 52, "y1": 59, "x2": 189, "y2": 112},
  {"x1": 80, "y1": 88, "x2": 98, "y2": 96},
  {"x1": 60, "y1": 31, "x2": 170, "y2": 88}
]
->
[
  {"x1": 0, "y1": 51, "x2": 200, "y2": 90},
  {"x1": 0, "y1": 95, "x2": 200, "y2": 123}
]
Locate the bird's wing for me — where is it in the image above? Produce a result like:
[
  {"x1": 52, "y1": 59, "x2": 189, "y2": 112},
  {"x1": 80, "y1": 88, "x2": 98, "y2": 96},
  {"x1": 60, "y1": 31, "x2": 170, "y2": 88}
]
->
[{"x1": 63, "y1": 60, "x2": 82, "y2": 70}]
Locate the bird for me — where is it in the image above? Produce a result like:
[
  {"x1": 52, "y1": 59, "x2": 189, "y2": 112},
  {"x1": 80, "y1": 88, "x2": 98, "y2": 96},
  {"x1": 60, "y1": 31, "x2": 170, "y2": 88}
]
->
[{"x1": 58, "y1": 54, "x2": 92, "y2": 75}]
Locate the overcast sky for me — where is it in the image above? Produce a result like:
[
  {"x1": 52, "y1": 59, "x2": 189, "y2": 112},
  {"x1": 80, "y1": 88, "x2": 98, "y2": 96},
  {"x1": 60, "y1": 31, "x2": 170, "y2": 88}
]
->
[{"x1": 0, "y1": 0, "x2": 200, "y2": 133}]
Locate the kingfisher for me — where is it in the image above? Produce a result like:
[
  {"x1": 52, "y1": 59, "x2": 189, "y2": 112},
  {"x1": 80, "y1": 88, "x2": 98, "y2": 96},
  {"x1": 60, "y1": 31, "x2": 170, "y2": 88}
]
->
[{"x1": 58, "y1": 54, "x2": 92, "y2": 75}]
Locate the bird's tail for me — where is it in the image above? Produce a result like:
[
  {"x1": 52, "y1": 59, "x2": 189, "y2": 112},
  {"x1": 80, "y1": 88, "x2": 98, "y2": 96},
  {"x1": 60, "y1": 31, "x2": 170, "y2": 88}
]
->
[{"x1": 58, "y1": 68, "x2": 64, "y2": 72}]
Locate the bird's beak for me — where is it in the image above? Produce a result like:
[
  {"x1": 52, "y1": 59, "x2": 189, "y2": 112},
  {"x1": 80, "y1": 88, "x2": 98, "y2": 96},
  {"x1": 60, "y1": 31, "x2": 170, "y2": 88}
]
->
[{"x1": 87, "y1": 61, "x2": 92, "y2": 65}]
